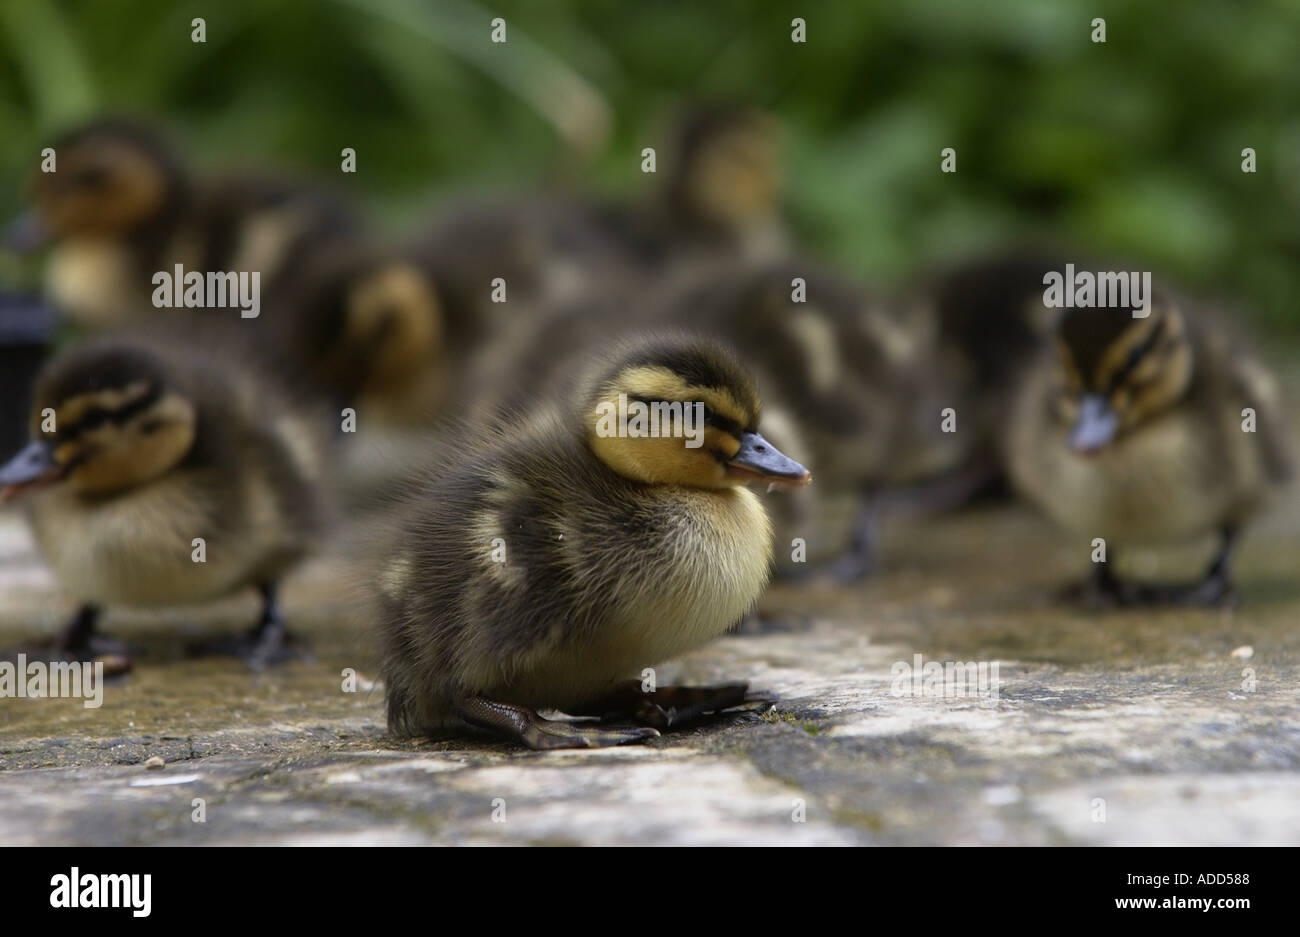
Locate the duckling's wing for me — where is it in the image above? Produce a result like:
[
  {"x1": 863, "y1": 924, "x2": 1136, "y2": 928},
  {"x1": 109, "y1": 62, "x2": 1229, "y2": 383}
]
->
[{"x1": 1229, "y1": 354, "x2": 1294, "y2": 484}]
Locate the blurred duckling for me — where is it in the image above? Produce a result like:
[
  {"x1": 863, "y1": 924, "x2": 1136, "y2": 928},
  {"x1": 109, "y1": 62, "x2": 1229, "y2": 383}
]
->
[
  {"x1": 914, "y1": 248, "x2": 1068, "y2": 495},
  {"x1": 650, "y1": 102, "x2": 786, "y2": 263},
  {"x1": 4, "y1": 118, "x2": 359, "y2": 329},
  {"x1": 0, "y1": 335, "x2": 330, "y2": 667},
  {"x1": 1006, "y1": 292, "x2": 1292, "y2": 605},
  {"x1": 278, "y1": 240, "x2": 480, "y2": 426},
  {"x1": 374, "y1": 333, "x2": 809, "y2": 749},
  {"x1": 410, "y1": 103, "x2": 785, "y2": 330}
]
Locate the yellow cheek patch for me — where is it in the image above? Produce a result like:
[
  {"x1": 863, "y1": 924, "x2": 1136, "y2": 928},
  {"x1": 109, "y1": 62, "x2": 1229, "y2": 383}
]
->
[
  {"x1": 703, "y1": 426, "x2": 740, "y2": 457},
  {"x1": 53, "y1": 382, "x2": 152, "y2": 429},
  {"x1": 53, "y1": 442, "x2": 82, "y2": 466},
  {"x1": 347, "y1": 263, "x2": 442, "y2": 381}
]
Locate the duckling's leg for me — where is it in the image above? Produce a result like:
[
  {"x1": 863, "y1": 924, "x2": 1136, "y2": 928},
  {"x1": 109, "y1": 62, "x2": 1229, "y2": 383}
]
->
[
  {"x1": 1, "y1": 605, "x2": 134, "y2": 674},
  {"x1": 825, "y1": 499, "x2": 878, "y2": 582},
  {"x1": 1073, "y1": 529, "x2": 1239, "y2": 608},
  {"x1": 1190, "y1": 526, "x2": 1239, "y2": 606},
  {"x1": 245, "y1": 582, "x2": 307, "y2": 668},
  {"x1": 451, "y1": 690, "x2": 660, "y2": 750},
  {"x1": 1129, "y1": 527, "x2": 1239, "y2": 607},
  {"x1": 53, "y1": 605, "x2": 135, "y2": 668},
  {"x1": 186, "y1": 583, "x2": 306, "y2": 668},
  {"x1": 794, "y1": 497, "x2": 878, "y2": 584},
  {"x1": 573, "y1": 680, "x2": 756, "y2": 730}
]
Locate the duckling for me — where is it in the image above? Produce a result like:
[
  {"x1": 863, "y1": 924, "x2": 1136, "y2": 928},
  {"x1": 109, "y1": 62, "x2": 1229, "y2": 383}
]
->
[
  {"x1": 914, "y1": 249, "x2": 1067, "y2": 495},
  {"x1": 374, "y1": 333, "x2": 809, "y2": 749},
  {"x1": 409, "y1": 103, "x2": 785, "y2": 331},
  {"x1": 3, "y1": 118, "x2": 360, "y2": 329},
  {"x1": 462, "y1": 257, "x2": 967, "y2": 581},
  {"x1": 651, "y1": 101, "x2": 786, "y2": 263},
  {"x1": 1005, "y1": 291, "x2": 1293, "y2": 605},
  {"x1": 0, "y1": 333, "x2": 330, "y2": 667},
  {"x1": 275, "y1": 239, "x2": 480, "y2": 427}
]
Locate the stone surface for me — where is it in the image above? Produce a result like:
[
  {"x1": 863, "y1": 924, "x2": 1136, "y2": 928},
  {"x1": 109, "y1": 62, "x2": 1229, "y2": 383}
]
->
[{"x1": 1, "y1": 480, "x2": 1297, "y2": 846}]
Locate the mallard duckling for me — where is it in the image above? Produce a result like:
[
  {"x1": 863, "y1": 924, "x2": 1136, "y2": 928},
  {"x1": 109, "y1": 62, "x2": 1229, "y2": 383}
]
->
[
  {"x1": 1006, "y1": 292, "x2": 1293, "y2": 605},
  {"x1": 912, "y1": 247, "x2": 1085, "y2": 499},
  {"x1": 652, "y1": 101, "x2": 785, "y2": 263},
  {"x1": 410, "y1": 103, "x2": 785, "y2": 331},
  {"x1": 0, "y1": 335, "x2": 330, "y2": 667},
  {"x1": 4, "y1": 118, "x2": 359, "y2": 328},
  {"x1": 375, "y1": 333, "x2": 809, "y2": 749},
  {"x1": 275, "y1": 239, "x2": 479, "y2": 426},
  {"x1": 463, "y1": 257, "x2": 966, "y2": 581}
]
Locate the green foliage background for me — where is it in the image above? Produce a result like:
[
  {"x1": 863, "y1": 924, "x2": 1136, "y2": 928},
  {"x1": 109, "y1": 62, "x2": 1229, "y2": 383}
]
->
[{"x1": 1, "y1": 0, "x2": 1297, "y2": 334}]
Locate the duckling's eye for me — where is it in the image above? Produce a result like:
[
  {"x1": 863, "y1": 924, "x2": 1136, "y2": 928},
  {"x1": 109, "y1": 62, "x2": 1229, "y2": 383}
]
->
[
  {"x1": 139, "y1": 419, "x2": 162, "y2": 435},
  {"x1": 72, "y1": 165, "x2": 111, "y2": 189},
  {"x1": 77, "y1": 407, "x2": 113, "y2": 431}
]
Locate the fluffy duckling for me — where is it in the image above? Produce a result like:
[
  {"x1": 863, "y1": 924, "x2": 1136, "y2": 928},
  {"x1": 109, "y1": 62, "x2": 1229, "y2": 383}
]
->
[
  {"x1": 462, "y1": 257, "x2": 966, "y2": 581},
  {"x1": 1006, "y1": 292, "x2": 1292, "y2": 605},
  {"x1": 4, "y1": 118, "x2": 359, "y2": 328},
  {"x1": 374, "y1": 334, "x2": 809, "y2": 749},
  {"x1": 0, "y1": 335, "x2": 330, "y2": 667}
]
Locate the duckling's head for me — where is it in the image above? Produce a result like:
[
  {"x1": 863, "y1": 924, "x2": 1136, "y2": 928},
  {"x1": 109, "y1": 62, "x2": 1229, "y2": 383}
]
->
[
  {"x1": 0, "y1": 343, "x2": 196, "y2": 500},
  {"x1": 3, "y1": 119, "x2": 186, "y2": 251},
  {"x1": 584, "y1": 335, "x2": 810, "y2": 490},
  {"x1": 295, "y1": 246, "x2": 443, "y2": 399},
  {"x1": 1054, "y1": 294, "x2": 1192, "y2": 453},
  {"x1": 667, "y1": 104, "x2": 781, "y2": 231}
]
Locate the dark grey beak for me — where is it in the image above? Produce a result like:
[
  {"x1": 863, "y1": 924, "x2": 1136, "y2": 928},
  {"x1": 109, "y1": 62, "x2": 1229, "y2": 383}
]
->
[
  {"x1": 0, "y1": 440, "x2": 62, "y2": 501},
  {"x1": 2, "y1": 211, "x2": 50, "y2": 252},
  {"x1": 726, "y1": 431, "x2": 811, "y2": 485},
  {"x1": 1069, "y1": 395, "x2": 1119, "y2": 454}
]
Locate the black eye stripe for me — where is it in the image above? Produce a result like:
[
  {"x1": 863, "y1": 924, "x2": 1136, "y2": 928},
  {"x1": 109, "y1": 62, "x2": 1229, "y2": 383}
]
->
[
  {"x1": 60, "y1": 384, "x2": 162, "y2": 437},
  {"x1": 1106, "y1": 317, "x2": 1167, "y2": 392},
  {"x1": 623, "y1": 394, "x2": 745, "y2": 438}
]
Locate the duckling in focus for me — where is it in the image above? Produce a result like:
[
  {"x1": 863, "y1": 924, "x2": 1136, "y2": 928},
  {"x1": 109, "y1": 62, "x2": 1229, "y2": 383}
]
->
[
  {"x1": 463, "y1": 257, "x2": 967, "y2": 582},
  {"x1": 3, "y1": 118, "x2": 359, "y2": 329},
  {"x1": 1006, "y1": 292, "x2": 1292, "y2": 605},
  {"x1": 375, "y1": 334, "x2": 809, "y2": 749},
  {"x1": 0, "y1": 335, "x2": 330, "y2": 667}
]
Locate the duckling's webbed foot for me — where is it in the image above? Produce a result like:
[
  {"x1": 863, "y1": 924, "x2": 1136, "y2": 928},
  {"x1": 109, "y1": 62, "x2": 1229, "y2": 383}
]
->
[
  {"x1": 452, "y1": 691, "x2": 660, "y2": 750},
  {"x1": 576, "y1": 680, "x2": 754, "y2": 730},
  {"x1": 2, "y1": 604, "x2": 134, "y2": 676},
  {"x1": 186, "y1": 583, "x2": 308, "y2": 669}
]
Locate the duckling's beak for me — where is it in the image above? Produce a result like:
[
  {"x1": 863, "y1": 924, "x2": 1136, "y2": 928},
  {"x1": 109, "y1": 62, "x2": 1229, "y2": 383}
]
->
[
  {"x1": 0, "y1": 441, "x2": 64, "y2": 502},
  {"x1": 2, "y1": 211, "x2": 50, "y2": 253},
  {"x1": 1069, "y1": 394, "x2": 1119, "y2": 454},
  {"x1": 725, "y1": 431, "x2": 811, "y2": 487}
]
